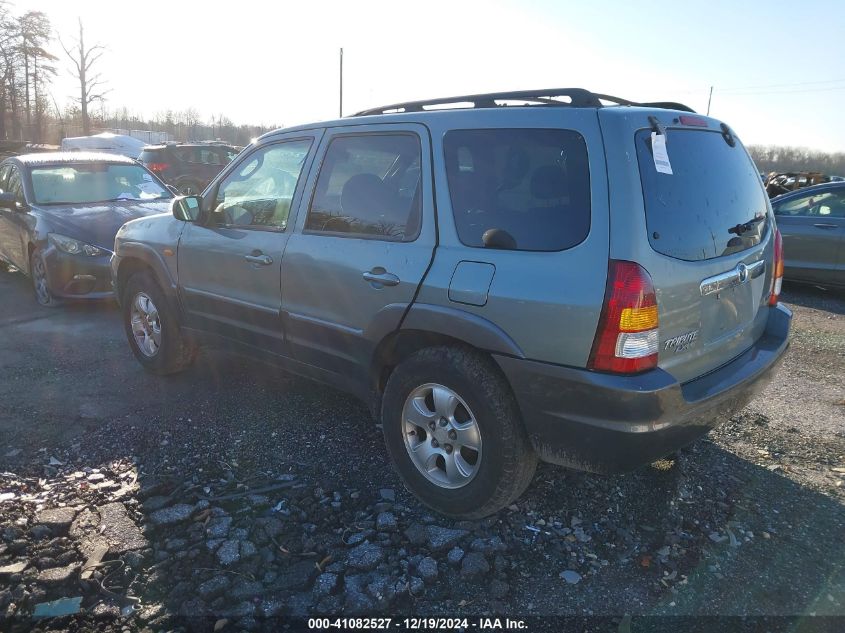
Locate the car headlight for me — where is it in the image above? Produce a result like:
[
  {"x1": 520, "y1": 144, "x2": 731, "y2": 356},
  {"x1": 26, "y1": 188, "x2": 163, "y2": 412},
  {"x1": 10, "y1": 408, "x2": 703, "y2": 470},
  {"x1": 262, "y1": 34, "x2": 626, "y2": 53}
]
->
[{"x1": 48, "y1": 233, "x2": 108, "y2": 257}]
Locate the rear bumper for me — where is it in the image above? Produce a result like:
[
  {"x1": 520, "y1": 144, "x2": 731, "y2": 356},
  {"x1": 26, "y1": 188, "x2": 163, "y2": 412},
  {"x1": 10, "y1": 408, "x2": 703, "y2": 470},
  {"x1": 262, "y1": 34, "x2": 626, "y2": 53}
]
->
[
  {"x1": 495, "y1": 303, "x2": 792, "y2": 473},
  {"x1": 43, "y1": 247, "x2": 114, "y2": 300}
]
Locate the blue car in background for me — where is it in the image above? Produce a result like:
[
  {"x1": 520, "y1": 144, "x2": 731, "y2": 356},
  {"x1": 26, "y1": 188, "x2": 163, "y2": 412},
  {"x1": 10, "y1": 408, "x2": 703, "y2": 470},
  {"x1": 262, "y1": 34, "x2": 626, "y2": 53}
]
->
[
  {"x1": 0, "y1": 152, "x2": 173, "y2": 306},
  {"x1": 771, "y1": 182, "x2": 845, "y2": 288}
]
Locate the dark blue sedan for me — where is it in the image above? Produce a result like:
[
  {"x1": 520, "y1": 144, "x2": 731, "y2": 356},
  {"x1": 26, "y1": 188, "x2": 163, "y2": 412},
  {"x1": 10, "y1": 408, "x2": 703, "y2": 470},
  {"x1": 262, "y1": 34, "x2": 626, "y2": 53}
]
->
[
  {"x1": 0, "y1": 152, "x2": 173, "y2": 306},
  {"x1": 771, "y1": 182, "x2": 845, "y2": 288}
]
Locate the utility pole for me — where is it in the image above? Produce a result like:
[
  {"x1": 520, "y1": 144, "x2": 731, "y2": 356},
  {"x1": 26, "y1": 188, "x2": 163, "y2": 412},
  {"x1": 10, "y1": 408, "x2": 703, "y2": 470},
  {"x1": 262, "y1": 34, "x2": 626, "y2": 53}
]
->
[
  {"x1": 706, "y1": 85, "x2": 713, "y2": 116},
  {"x1": 339, "y1": 48, "x2": 344, "y2": 118}
]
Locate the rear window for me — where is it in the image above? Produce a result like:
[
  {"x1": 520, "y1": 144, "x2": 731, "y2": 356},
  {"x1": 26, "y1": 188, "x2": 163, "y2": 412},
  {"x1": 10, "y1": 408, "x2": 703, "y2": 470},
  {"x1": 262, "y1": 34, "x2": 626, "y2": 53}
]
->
[
  {"x1": 635, "y1": 128, "x2": 769, "y2": 261},
  {"x1": 444, "y1": 129, "x2": 590, "y2": 251},
  {"x1": 139, "y1": 149, "x2": 165, "y2": 162}
]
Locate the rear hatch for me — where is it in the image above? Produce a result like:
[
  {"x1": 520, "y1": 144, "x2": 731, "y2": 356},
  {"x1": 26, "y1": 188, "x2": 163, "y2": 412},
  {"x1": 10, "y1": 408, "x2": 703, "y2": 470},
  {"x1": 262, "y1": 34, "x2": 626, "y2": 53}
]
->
[{"x1": 599, "y1": 109, "x2": 775, "y2": 384}]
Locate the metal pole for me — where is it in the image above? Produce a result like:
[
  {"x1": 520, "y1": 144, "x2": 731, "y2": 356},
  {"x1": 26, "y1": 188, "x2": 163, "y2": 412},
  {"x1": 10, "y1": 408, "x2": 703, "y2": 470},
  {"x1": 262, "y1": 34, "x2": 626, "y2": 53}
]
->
[
  {"x1": 706, "y1": 86, "x2": 713, "y2": 116},
  {"x1": 339, "y1": 48, "x2": 344, "y2": 117}
]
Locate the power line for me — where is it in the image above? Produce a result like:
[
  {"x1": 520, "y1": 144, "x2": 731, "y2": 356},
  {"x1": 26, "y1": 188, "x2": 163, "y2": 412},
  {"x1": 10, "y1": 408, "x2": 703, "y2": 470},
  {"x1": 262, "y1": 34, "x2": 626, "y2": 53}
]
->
[
  {"x1": 716, "y1": 85, "x2": 845, "y2": 97},
  {"x1": 666, "y1": 79, "x2": 845, "y2": 97},
  {"x1": 715, "y1": 78, "x2": 845, "y2": 92}
]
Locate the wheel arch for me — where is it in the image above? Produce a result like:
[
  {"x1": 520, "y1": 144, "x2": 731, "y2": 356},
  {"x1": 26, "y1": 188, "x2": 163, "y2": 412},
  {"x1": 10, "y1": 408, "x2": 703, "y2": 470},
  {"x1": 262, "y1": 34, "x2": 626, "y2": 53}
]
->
[
  {"x1": 369, "y1": 303, "x2": 526, "y2": 406},
  {"x1": 114, "y1": 244, "x2": 179, "y2": 309}
]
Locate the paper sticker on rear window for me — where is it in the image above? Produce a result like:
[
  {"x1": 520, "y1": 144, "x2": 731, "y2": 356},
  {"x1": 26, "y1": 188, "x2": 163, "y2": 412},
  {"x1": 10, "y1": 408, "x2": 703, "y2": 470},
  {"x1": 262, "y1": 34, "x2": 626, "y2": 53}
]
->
[{"x1": 651, "y1": 132, "x2": 673, "y2": 175}]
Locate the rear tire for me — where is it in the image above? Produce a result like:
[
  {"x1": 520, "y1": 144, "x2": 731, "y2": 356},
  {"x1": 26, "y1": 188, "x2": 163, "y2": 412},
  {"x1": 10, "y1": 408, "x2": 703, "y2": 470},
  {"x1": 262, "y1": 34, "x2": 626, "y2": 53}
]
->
[
  {"x1": 381, "y1": 346, "x2": 537, "y2": 518},
  {"x1": 122, "y1": 270, "x2": 196, "y2": 374},
  {"x1": 30, "y1": 248, "x2": 61, "y2": 308}
]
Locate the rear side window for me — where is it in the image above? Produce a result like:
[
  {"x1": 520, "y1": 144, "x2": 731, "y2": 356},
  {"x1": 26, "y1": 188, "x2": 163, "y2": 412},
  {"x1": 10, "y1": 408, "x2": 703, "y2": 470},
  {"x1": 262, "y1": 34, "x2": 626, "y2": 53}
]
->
[
  {"x1": 774, "y1": 189, "x2": 845, "y2": 218},
  {"x1": 306, "y1": 134, "x2": 422, "y2": 241},
  {"x1": 174, "y1": 147, "x2": 198, "y2": 163},
  {"x1": 636, "y1": 129, "x2": 769, "y2": 261},
  {"x1": 443, "y1": 128, "x2": 591, "y2": 251},
  {"x1": 139, "y1": 149, "x2": 164, "y2": 163}
]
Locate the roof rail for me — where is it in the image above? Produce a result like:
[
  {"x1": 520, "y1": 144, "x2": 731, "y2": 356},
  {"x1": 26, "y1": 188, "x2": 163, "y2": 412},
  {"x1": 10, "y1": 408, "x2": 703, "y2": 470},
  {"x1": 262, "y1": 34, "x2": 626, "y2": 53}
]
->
[{"x1": 352, "y1": 88, "x2": 695, "y2": 116}]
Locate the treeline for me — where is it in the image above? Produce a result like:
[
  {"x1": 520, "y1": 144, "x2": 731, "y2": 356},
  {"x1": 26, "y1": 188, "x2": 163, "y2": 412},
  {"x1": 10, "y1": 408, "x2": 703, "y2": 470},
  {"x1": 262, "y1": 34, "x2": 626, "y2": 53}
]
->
[
  {"x1": 747, "y1": 145, "x2": 845, "y2": 176},
  {"x1": 0, "y1": 2, "x2": 55, "y2": 142},
  {"x1": 96, "y1": 107, "x2": 278, "y2": 147},
  {"x1": 0, "y1": 1, "x2": 275, "y2": 147}
]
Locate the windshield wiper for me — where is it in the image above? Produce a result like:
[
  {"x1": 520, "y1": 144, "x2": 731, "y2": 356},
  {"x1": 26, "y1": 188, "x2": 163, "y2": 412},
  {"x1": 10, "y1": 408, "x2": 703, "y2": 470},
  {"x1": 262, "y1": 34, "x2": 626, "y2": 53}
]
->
[{"x1": 728, "y1": 215, "x2": 764, "y2": 236}]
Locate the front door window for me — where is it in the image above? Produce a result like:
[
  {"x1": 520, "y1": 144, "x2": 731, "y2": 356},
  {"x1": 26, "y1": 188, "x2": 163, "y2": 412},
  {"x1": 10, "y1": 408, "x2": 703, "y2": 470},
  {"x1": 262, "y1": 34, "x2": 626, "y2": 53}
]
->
[{"x1": 212, "y1": 139, "x2": 313, "y2": 230}]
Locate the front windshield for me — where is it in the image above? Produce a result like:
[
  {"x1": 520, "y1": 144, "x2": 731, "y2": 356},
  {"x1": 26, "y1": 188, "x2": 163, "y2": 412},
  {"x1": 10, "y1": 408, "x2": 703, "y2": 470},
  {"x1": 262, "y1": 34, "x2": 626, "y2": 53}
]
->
[{"x1": 30, "y1": 163, "x2": 171, "y2": 205}]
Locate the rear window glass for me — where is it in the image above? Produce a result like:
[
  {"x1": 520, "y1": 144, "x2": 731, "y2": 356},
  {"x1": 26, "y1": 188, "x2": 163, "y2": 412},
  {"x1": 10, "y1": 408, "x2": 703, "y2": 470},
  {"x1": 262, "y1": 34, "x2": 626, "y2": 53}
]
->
[
  {"x1": 139, "y1": 149, "x2": 165, "y2": 162},
  {"x1": 443, "y1": 129, "x2": 590, "y2": 251},
  {"x1": 635, "y1": 129, "x2": 769, "y2": 261}
]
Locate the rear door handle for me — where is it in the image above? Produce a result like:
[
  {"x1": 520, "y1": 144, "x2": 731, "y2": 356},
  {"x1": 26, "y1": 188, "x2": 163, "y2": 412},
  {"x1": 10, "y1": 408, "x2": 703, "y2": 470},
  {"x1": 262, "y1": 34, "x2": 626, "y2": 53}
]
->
[
  {"x1": 362, "y1": 270, "x2": 400, "y2": 287},
  {"x1": 244, "y1": 253, "x2": 273, "y2": 265},
  {"x1": 813, "y1": 223, "x2": 839, "y2": 230}
]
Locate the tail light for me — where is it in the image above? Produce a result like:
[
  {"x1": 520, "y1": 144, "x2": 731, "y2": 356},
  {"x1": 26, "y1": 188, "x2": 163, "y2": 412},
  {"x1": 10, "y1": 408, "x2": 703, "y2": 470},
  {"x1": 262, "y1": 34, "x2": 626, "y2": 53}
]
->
[
  {"x1": 769, "y1": 228, "x2": 783, "y2": 306},
  {"x1": 588, "y1": 260, "x2": 659, "y2": 374},
  {"x1": 147, "y1": 162, "x2": 170, "y2": 173}
]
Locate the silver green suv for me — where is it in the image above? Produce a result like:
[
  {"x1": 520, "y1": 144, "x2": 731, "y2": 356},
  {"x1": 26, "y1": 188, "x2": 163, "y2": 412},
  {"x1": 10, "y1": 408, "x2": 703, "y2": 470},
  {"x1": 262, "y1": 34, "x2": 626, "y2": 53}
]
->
[{"x1": 111, "y1": 89, "x2": 791, "y2": 518}]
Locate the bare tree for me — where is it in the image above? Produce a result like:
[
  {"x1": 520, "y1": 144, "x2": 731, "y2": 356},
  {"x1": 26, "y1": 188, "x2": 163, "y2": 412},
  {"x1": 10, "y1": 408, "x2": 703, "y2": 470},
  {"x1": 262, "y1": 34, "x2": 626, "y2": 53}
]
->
[{"x1": 59, "y1": 18, "x2": 107, "y2": 135}]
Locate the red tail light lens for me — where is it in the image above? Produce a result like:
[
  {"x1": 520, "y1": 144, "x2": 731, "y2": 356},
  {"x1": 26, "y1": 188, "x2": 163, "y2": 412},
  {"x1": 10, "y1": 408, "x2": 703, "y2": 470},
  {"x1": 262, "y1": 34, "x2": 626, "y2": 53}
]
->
[
  {"x1": 147, "y1": 162, "x2": 170, "y2": 173},
  {"x1": 588, "y1": 261, "x2": 659, "y2": 374},
  {"x1": 769, "y1": 228, "x2": 783, "y2": 306}
]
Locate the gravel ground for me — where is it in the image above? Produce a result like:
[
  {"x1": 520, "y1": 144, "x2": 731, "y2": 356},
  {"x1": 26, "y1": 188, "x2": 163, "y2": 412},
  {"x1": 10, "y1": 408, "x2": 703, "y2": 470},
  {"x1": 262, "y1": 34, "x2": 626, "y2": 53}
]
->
[{"x1": 0, "y1": 266, "x2": 843, "y2": 632}]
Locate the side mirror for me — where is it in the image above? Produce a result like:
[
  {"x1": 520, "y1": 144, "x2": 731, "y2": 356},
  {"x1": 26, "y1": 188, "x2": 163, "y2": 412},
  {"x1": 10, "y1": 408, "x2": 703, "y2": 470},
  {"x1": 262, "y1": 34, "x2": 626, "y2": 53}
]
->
[
  {"x1": 0, "y1": 192, "x2": 19, "y2": 211},
  {"x1": 172, "y1": 195, "x2": 202, "y2": 222}
]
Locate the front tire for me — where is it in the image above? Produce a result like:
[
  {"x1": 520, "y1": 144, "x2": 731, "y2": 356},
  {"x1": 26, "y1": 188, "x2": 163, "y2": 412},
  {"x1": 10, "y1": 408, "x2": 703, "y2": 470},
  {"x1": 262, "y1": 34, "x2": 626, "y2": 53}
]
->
[
  {"x1": 382, "y1": 346, "x2": 537, "y2": 518},
  {"x1": 122, "y1": 270, "x2": 196, "y2": 374},
  {"x1": 30, "y1": 248, "x2": 61, "y2": 308}
]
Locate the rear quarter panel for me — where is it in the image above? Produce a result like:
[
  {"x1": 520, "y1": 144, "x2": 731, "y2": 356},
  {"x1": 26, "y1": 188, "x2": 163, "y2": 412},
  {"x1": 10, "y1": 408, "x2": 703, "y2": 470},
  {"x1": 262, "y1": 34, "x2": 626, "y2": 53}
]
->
[{"x1": 413, "y1": 108, "x2": 610, "y2": 368}]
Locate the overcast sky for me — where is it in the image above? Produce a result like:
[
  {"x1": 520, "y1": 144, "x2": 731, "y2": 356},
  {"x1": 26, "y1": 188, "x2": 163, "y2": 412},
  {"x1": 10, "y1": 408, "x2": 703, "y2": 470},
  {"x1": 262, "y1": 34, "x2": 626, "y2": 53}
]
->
[{"x1": 21, "y1": 0, "x2": 845, "y2": 151}]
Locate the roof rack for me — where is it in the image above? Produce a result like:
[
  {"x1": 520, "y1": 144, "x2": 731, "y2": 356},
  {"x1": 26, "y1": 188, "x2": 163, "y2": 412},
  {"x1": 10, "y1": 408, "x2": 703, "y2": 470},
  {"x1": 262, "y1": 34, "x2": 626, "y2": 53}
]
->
[{"x1": 352, "y1": 88, "x2": 695, "y2": 116}]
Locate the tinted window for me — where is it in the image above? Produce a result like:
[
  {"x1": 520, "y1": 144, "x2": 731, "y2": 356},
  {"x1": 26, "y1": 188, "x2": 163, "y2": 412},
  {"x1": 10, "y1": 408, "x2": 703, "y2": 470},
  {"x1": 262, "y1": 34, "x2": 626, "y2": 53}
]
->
[
  {"x1": 29, "y1": 163, "x2": 169, "y2": 204},
  {"x1": 198, "y1": 148, "x2": 223, "y2": 165},
  {"x1": 213, "y1": 139, "x2": 312, "y2": 229},
  {"x1": 173, "y1": 147, "x2": 197, "y2": 163},
  {"x1": 443, "y1": 129, "x2": 590, "y2": 251},
  {"x1": 774, "y1": 189, "x2": 845, "y2": 218},
  {"x1": 139, "y1": 149, "x2": 165, "y2": 163},
  {"x1": 636, "y1": 129, "x2": 769, "y2": 261},
  {"x1": 306, "y1": 134, "x2": 422, "y2": 241}
]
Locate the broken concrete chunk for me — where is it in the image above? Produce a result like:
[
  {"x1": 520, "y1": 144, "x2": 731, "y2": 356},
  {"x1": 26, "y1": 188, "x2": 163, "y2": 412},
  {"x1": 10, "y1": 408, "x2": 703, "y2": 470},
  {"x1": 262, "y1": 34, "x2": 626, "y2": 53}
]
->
[
  {"x1": 37, "y1": 563, "x2": 80, "y2": 585},
  {"x1": 0, "y1": 560, "x2": 28, "y2": 576},
  {"x1": 148, "y1": 503, "x2": 194, "y2": 526},
  {"x1": 35, "y1": 507, "x2": 78, "y2": 532},
  {"x1": 98, "y1": 502, "x2": 147, "y2": 553}
]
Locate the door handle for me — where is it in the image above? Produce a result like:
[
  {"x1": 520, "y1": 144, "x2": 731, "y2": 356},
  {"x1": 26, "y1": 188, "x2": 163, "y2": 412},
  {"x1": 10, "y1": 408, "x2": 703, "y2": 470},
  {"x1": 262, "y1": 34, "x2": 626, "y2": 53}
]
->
[
  {"x1": 813, "y1": 223, "x2": 838, "y2": 230},
  {"x1": 244, "y1": 253, "x2": 273, "y2": 265},
  {"x1": 362, "y1": 269, "x2": 400, "y2": 287}
]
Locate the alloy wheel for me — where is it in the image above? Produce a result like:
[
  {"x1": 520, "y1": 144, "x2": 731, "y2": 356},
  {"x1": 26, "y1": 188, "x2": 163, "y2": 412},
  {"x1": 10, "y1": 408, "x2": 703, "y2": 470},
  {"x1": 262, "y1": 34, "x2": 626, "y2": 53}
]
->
[
  {"x1": 32, "y1": 255, "x2": 52, "y2": 305},
  {"x1": 130, "y1": 292, "x2": 162, "y2": 357},
  {"x1": 401, "y1": 383, "x2": 483, "y2": 489}
]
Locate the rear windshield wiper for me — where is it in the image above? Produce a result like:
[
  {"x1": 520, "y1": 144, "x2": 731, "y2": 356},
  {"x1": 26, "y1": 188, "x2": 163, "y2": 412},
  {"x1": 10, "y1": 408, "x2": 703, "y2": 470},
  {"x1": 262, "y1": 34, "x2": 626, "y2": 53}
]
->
[{"x1": 728, "y1": 215, "x2": 765, "y2": 236}]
